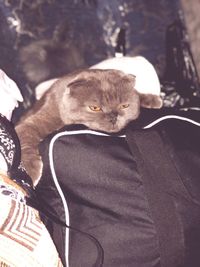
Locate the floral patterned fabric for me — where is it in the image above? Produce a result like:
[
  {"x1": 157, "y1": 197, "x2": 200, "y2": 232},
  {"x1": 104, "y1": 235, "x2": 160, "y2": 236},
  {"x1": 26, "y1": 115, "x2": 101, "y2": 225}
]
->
[
  {"x1": 0, "y1": 114, "x2": 64, "y2": 267},
  {"x1": 0, "y1": 114, "x2": 16, "y2": 171}
]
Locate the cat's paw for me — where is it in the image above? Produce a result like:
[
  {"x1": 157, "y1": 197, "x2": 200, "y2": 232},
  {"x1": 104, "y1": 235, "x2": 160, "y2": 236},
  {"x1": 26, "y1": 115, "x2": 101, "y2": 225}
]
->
[{"x1": 22, "y1": 156, "x2": 43, "y2": 186}]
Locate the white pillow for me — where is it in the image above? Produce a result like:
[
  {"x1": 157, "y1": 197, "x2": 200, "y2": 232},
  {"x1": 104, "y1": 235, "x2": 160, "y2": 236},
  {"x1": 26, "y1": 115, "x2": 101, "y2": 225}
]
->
[
  {"x1": 0, "y1": 69, "x2": 23, "y2": 120},
  {"x1": 91, "y1": 56, "x2": 161, "y2": 95},
  {"x1": 35, "y1": 56, "x2": 161, "y2": 100}
]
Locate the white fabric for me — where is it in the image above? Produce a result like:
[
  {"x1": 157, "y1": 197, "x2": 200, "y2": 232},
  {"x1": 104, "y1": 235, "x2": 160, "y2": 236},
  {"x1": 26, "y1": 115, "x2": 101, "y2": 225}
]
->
[
  {"x1": 0, "y1": 194, "x2": 63, "y2": 267},
  {"x1": 0, "y1": 154, "x2": 8, "y2": 173},
  {"x1": 35, "y1": 78, "x2": 58, "y2": 100},
  {"x1": 91, "y1": 56, "x2": 161, "y2": 95},
  {"x1": 0, "y1": 69, "x2": 23, "y2": 120},
  {"x1": 0, "y1": 69, "x2": 23, "y2": 173},
  {"x1": 35, "y1": 56, "x2": 161, "y2": 100}
]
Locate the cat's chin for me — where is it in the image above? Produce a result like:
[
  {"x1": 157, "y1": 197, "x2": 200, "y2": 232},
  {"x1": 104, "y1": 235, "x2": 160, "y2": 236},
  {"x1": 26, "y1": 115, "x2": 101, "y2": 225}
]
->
[
  {"x1": 105, "y1": 122, "x2": 129, "y2": 133},
  {"x1": 106, "y1": 128, "x2": 124, "y2": 133},
  {"x1": 83, "y1": 120, "x2": 128, "y2": 134},
  {"x1": 89, "y1": 125, "x2": 125, "y2": 134}
]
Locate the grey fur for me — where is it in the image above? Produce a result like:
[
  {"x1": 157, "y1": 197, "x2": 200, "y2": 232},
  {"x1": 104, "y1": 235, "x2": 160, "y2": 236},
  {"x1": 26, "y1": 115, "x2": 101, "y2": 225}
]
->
[{"x1": 15, "y1": 69, "x2": 162, "y2": 185}]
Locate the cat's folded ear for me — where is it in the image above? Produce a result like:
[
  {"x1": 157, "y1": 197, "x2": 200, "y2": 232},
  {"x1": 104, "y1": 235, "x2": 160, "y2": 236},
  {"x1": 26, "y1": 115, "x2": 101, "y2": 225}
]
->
[
  {"x1": 64, "y1": 85, "x2": 71, "y2": 95},
  {"x1": 139, "y1": 93, "x2": 163, "y2": 109},
  {"x1": 64, "y1": 79, "x2": 82, "y2": 95},
  {"x1": 65, "y1": 78, "x2": 88, "y2": 95},
  {"x1": 126, "y1": 74, "x2": 136, "y2": 87}
]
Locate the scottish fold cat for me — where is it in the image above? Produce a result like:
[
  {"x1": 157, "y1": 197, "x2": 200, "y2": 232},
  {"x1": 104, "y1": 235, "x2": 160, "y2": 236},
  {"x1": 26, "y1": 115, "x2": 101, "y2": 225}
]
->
[{"x1": 16, "y1": 69, "x2": 162, "y2": 185}]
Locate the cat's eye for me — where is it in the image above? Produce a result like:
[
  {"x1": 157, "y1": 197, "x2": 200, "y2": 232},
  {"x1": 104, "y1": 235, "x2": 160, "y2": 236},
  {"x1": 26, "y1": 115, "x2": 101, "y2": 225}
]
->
[
  {"x1": 120, "y1": 104, "x2": 129, "y2": 109},
  {"x1": 89, "y1": 105, "x2": 102, "y2": 112}
]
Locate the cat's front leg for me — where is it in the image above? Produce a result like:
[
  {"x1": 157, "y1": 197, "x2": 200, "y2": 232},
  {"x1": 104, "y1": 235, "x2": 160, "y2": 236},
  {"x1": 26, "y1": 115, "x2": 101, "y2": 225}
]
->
[
  {"x1": 17, "y1": 140, "x2": 43, "y2": 186},
  {"x1": 16, "y1": 124, "x2": 44, "y2": 186},
  {"x1": 21, "y1": 146, "x2": 43, "y2": 186}
]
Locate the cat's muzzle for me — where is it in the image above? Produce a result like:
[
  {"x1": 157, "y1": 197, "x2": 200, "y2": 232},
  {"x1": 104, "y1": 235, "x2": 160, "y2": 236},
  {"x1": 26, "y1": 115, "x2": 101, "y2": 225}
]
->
[{"x1": 109, "y1": 112, "x2": 118, "y2": 124}]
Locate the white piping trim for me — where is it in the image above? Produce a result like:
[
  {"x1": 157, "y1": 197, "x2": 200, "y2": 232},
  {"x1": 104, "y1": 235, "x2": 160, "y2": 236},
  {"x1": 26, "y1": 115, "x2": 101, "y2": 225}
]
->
[
  {"x1": 49, "y1": 133, "x2": 70, "y2": 267},
  {"x1": 48, "y1": 118, "x2": 199, "y2": 266},
  {"x1": 180, "y1": 107, "x2": 200, "y2": 111},
  {"x1": 143, "y1": 115, "x2": 200, "y2": 129},
  {"x1": 50, "y1": 129, "x2": 126, "y2": 137},
  {"x1": 48, "y1": 129, "x2": 125, "y2": 267}
]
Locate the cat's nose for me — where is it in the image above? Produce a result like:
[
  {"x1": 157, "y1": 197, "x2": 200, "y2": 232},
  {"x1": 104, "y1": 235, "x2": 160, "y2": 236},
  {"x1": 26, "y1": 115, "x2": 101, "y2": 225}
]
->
[{"x1": 109, "y1": 112, "x2": 118, "y2": 124}]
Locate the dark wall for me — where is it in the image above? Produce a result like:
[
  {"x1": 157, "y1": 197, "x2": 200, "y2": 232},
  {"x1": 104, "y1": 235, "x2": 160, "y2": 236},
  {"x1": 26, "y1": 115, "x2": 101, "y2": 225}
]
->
[{"x1": 0, "y1": 0, "x2": 181, "y2": 118}]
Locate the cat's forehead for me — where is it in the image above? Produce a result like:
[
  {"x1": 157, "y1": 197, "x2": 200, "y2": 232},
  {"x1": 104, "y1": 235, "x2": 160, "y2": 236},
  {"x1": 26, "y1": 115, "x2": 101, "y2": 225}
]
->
[
  {"x1": 68, "y1": 69, "x2": 135, "y2": 94},
  {"x1": 79, "y1": 69, "x2": 134, "y2": 85}
]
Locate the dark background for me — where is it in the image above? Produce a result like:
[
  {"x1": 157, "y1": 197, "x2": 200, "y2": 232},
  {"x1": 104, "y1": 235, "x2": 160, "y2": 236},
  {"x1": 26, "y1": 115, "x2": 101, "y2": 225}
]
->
[{"x1": 0, "y1": 0, "x2": 199, "y2": 121}]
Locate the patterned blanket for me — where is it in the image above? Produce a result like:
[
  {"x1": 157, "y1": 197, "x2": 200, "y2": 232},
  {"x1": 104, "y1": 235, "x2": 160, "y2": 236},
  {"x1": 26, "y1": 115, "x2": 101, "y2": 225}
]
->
[{"x1": 0, "y1": 181, "x2": 63, "y2": 267}]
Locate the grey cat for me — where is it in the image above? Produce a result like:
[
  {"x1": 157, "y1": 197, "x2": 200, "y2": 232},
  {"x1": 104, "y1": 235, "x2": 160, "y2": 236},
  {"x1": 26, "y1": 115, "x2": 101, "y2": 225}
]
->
[{"x1": 15, "y1": 69, "x2": 162, "y2": 185}]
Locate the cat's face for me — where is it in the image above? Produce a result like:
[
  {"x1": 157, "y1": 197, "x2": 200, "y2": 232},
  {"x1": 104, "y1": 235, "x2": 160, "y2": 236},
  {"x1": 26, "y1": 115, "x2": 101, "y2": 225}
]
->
[{"x1": 59, "y1": 69, "x2": 162, "y2": 133}]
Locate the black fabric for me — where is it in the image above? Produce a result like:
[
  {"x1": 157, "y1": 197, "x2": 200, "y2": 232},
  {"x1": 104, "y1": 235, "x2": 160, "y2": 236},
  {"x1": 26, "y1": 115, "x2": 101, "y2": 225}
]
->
[
  {"x1": 0, "y1": 114, "x2": 34, "y2": 196},
  {"x1": 0, "y1": 114, "x2": 21, "y2": 171},
  {"x1": 37, "y1": 130, "x2": 160, "y2": 267},
  {"x1": 126, "y1": 129, "x2": 184, "y2": 267},
  {"x1": 36, "y1": 108, "x2": 200, "y2": 267},
  {"x1": 158, "y1": 118, "x2": 200, "y2": 267},
  {"x1": 162, "y1": 14, "x2": 200, "y2": 107}
]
